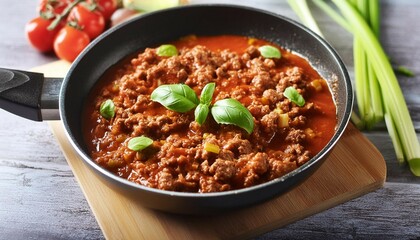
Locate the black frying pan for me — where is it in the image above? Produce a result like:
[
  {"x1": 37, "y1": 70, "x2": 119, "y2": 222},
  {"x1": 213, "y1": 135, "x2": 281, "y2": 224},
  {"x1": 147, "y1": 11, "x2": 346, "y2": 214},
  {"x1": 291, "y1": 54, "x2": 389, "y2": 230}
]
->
[{"x1": 0, "y1": 5, "x2": 353, "y2": 214}]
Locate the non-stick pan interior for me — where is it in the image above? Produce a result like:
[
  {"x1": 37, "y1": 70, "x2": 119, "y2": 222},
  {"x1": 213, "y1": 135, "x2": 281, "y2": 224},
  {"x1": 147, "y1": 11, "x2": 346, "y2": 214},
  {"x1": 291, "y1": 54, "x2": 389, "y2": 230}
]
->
[
  {"x1": 59, "y1": 4, "x2": 352, "y2": 213},
  {"x1": 62, "y1": 4, "x2": 350, "y2": 154}
]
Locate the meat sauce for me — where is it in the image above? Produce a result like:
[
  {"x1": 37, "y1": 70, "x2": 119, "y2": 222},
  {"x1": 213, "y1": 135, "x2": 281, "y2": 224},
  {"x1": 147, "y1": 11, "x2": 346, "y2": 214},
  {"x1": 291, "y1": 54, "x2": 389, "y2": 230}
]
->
[{"x1": 83, "y1": 35, "x2": 337, "y2": 193}]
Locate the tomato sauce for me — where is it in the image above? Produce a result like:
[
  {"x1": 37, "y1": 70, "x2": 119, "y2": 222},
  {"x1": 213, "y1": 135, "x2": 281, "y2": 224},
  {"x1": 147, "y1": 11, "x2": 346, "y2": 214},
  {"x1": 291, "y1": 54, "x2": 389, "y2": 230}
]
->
[{"x1": 83, "y1": 35, "x2": 337, "y2": 192}]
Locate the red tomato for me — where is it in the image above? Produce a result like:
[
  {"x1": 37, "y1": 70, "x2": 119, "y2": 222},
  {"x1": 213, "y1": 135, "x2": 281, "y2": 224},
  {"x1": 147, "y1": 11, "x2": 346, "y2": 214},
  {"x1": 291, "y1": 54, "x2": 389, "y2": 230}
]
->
[
  {"x1": 25, "y1": 17, "x2": 60, "y2": 52},
  {"x1": 89, "y1": 0, "x2": 117, "y2": 21},
  {"x1": 53, "y1": 25, "x2": 90, "y2": 62},
  {"x1": 67, "y1": 4, "x2": 105, "y2": 39}
]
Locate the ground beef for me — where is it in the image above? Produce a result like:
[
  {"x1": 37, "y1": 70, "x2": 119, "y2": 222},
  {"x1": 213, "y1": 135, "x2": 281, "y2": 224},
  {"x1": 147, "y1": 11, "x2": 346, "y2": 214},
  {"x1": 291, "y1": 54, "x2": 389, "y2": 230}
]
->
[
  {"x1": 261, "y1": 111, "x2": 279, "y2": 133},
  {"x1": 85, "y1": 35, "x2": 337, "y2": 193},
  {"x1": 209, "y1": 159, "x2": 236, "y2": 182}
]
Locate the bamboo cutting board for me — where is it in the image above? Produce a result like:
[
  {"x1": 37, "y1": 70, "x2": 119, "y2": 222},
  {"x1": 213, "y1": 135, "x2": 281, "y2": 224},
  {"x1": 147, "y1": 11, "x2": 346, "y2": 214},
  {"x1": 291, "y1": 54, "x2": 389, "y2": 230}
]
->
[{"x1": 32, "y1": 61, "x2": 386, "y2": 239}]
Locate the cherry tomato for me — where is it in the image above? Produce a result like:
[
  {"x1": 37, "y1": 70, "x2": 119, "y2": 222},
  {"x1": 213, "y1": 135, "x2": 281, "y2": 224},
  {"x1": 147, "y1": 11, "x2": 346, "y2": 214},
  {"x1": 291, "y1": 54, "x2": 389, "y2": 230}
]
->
[
  {"x1": 54, "y1": 25, "x2": 90, "y2": 62},
  {"x1": 25, "y1": 17, "x2": 60, "y2": 52},
  {"x1": 89, "y1": 0, "x2": 118, "y2": 21},
  {"x1": 68, "y1": 4, "x2": 105, "y2": 39}
]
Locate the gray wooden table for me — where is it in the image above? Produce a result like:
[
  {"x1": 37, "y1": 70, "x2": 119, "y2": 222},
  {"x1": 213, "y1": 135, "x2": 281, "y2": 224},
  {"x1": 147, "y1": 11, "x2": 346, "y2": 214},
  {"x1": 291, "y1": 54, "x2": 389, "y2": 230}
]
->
[{"x1": 1, "y1": 0, "x2": 419, "y2": 239}]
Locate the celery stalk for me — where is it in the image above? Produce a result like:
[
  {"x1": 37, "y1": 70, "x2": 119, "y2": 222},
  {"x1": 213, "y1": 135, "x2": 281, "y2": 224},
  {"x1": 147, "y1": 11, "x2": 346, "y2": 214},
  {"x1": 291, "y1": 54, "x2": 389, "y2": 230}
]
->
[
  {"x1": 384, "y1": 104, "x2": 404, "y2": 163},
  {"x1": 368, "y1": 0, "x2": 380, "y2": 36},
  {"x1": 353, "y1": 0, "x2": 371, "y2": 127},
  {"x1": 313, "y1": 0, "x2": 384, "y2": 128},
  {"x1": 353, "y1": 38, "x2": 369, "y2": 126},
  {"x1": 355, "y1": 0, "x2": 383, "y2": 128},
  {"x1": 287, "y1": 0, "x2": 324, "y2": 37},
  {"x1": 288, "y1": 0, "x2": 365, "y2": 129},
  {"x1": 331, "y1": 0, "x2": 420, "y2": 175},
  {"x1": 288, "y1": 0, "x2": 420, "y2": 175},
  {"x1": 366, "y1": 0, "x2": 384, "y2": 126},
  {"x1": 312, "y1": 0, "x2": 352, "y2": 32},
  {"x1": 368, "y1": 64, "x2": 384, "y2": 126}
]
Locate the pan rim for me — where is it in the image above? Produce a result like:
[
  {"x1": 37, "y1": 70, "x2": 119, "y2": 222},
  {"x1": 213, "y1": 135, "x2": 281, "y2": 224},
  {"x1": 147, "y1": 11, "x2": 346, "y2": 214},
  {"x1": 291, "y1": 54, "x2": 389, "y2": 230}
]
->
[{"x1": 59, "y1": 4, "x2": 353, "y2": 199}]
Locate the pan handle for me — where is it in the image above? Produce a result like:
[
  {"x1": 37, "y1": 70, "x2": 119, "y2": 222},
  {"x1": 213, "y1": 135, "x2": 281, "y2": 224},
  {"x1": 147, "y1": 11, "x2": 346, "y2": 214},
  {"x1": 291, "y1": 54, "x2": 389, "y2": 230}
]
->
[{"x1": 0, "y1": 68, "x2": 62, "y2": 121}]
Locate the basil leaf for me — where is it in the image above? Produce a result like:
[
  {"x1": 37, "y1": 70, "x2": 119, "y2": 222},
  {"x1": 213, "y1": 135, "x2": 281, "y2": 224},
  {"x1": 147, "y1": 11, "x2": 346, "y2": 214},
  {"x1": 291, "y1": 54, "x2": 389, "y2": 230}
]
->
[
  {"x1": 128, "y1": 136, "x2": 153, "y2": 151},
  {"x1": 194, "y1": 103, "x2": 209, "y2": 125},
  {"x1": 151, "y1": 84, "x2": 199, "y2": 112},
  {"x1": 156, "y1": 44, "x2": 178, "y2": 57},
  {"x1": 284, "y1": 86, "x2": 305, "y2": 107},
  {"x1": 258, "y1": 45, "x2": 281, "y2": 59},
  {"x1": 100, "y1": 99, "x2": 115, "y2": 120},
  {"x1": 211, "y1": 98, "x2": 254, "y2": 134},
  {"x1": 199, "y1": 82, "x2": 215, "y2": 105}
]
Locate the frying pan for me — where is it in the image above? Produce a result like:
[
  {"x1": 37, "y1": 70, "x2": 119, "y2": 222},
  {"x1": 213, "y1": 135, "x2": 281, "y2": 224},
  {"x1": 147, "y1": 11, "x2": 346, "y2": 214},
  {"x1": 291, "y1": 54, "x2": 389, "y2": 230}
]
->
[{"x1": 0, "y1": 4, "x2": 353, "y2": 214}]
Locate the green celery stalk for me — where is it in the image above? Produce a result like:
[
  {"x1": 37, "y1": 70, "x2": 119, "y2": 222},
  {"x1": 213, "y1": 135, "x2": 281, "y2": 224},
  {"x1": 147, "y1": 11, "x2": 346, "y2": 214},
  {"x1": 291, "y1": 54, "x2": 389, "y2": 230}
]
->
[
  {"x1": 312, "y1": 0, "x2": 352, "y2": 32},
  {"x1": 288, "y1": 0, "x2": 420, "y2": 175},
  {"x1": 289, "y1": 0, "x2": 364, "y2": 128},
  {"x1": 368, "y1": 0, "x2": 380, "y2": 36},
  {"x1": 368, "y1": 11, "x2": 384, "y2": 126},
  {"x1": 356, "y1": 0, "x2": 384, "y2": 128},
  {"x1": 288, "y1": 0, "x2": 324, "y2": 37},
  {"x1": 353, "y1": 38, "x2": 370, "y2": 126},
  {"x1": 313, "y1": 0, "x2": 384, "y2": 128},
  {"x1": 384, "y1": 104, "x2": 404, "y2": 163},
  {"x1": 331, "y1": 0, "x2": 420, "y2": 175}
]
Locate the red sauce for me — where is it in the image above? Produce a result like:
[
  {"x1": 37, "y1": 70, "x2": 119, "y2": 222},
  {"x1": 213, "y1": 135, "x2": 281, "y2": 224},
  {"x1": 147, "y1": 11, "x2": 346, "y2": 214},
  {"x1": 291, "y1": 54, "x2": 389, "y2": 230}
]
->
[{"x1": 83, "y1": 35, "x2": 337, "y2": 193}]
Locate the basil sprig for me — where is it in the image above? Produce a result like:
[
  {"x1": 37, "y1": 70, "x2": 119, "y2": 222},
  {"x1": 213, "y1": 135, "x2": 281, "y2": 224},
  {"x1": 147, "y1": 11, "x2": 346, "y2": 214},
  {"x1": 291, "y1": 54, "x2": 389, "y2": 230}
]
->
[
  {"x1": 128, "y1": 136, "x2": 153, "y2": 151},
  {"x1": 99, "y1": 99, "x2": 115, "y2": 120},
  {"x1": 284, "y1": 86, "x2": 305, "y2": 107},
  {"x1": 258, "y1": 45, "x2": 281, "y2": 59},
  {"x1": 151, "y1": 84, "x2": 199, "y2": 112},
  {"x1": 151, "y1": 82, "x2": 254, "y2": 134}
]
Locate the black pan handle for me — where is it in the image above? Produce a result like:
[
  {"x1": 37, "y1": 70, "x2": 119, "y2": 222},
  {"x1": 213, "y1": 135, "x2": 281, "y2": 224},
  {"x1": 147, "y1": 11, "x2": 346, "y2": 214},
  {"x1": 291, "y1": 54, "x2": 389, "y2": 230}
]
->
[{"x1": 0, "y1": 68, "x2": 62, "y2": 121}]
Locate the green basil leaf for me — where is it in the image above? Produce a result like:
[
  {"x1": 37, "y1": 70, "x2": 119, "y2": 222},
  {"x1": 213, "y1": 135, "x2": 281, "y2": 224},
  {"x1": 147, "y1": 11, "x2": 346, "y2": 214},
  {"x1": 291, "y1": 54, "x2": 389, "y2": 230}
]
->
[
  {"x1": 199, "y1": 82, "x2": 215, "y2": 105},
  {"x1": 194, "y1": 103, "x2": 209, "y2": 125},
  {"x1": 128, "y1": 136, "x2": 153, "y2": 151},
  {"x1": 99, "y1": 99, "x2": 115, "y2": 120},
  {"x1": 211, "y1": 98, "x2": 254, "y2": 134},
  {"x1": 258, "y1": 45, "x2": 281, "y2": 59},
  {"x1": 156, "y1": 44, "x2": 178, "y2": 57},
  {"x1": 151, "y1": 84, "x2": 199, "y2": 112},
  {"x1": 284, "y1": 86, "x2": 305, "y2": 107}
]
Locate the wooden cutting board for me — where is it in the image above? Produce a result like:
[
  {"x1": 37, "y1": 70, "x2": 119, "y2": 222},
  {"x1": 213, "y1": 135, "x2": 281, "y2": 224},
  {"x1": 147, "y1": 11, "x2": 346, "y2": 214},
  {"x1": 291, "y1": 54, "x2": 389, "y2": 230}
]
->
[{"x1": 32, "y1": 61, "x2": 386, "y2": 239}]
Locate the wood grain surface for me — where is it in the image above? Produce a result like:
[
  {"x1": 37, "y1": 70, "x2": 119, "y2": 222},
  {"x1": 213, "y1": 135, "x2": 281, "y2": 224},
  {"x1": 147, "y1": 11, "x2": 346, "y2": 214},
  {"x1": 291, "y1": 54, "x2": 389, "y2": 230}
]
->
[
  {"x1": 49, "y1": 122, "x2": 386, "y2": 240},
  {"x1": 32, "y1": 60, "x2": 386, "y2": 239},
  {"x1": 1, "y1": 0, "x2": 420, "y2": 239}
]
